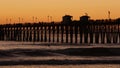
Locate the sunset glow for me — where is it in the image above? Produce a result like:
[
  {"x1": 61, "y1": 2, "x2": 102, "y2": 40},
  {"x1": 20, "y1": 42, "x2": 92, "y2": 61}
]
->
[{"x1": 0, "y1": 0, "x2": 120, "y2": 24}]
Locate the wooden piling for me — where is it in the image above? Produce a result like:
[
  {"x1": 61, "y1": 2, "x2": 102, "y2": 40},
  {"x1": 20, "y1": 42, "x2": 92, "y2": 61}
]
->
[
  {"x1": 70, "y1": 25, "x2": 73, "y2": 43},
  {"x1": 48, "y1": 25, "x2": 51, "y2": 42},
  {"x1": 57, "y1": 25, "x2": 59, "y2": 42},
  {"x1": 65, "y1": 25, "x2": 68, "y2": 43},
  {"x1": 61, "y1": 25, "x2": 64, "y2": 43},
  {"x1": 75, "y1": 25, "x2": 78, "y2": 43}
]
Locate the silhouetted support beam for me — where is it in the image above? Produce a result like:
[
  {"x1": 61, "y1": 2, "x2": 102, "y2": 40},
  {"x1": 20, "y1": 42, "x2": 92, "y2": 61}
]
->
[
  {"x1": 118, "y1": 33, "x2": 119, "y2": 43},
  {"x1": 84, "y1": 33, "x2": 88, "y2": 43},
  {"x1": 20, "y1": 27, "x2": 22, "y2": 41},
  {"x1": 57, "y1": 25, "x2": 59, "y2": 42},
  {"x1": 16, "y1": 27, "x2": 18, "y2": 41},
  {"x1": 46, "y1": 26, "x2": 48, "y2": 42},
  {"x1": 31, "y1": 27, "x2": 33, "y2": 42},
  {"x1": 41, "y1": 26, "x2": 43, "y2": 42},
  {"x1": 89, "y1": 33, "x2": 93, "y2": 43},
  {"x1": 65, "y1": 25, "x2": 68, "y2": 43},
  {"x1": 4, "y1": 28, "x2": 6, "y2": 41},
  {"x1": 35, "y1": 27, "x2": 37, "y2": 42},
  {"x1": 38, "y1": 27, "x2": 41, "y2": 41},
  {"x1": 8, "y1": 27, "x2": 11, "y2": 41},
  {"x1": 26, "y1": 27, "x2": 29, "y2": 41},
  {"x1": 17, "y1": 27, "x2": 20, "y2": 41},
  {"x1": 16, "y1": 27, "x2": 19, "y2": 41},
  {"x1": 95, "y1": 32, "x2": 99, "y2": 43},
  {"x1": 28, "y1": 28, "x2": 30, "y2": 41},
  {"x1": 9, "y1": 27, "x2": 12, "y2": 40},
  {"x1": 12, "y1": 27, "x2": 16, "y2": 41},
  {"x1": 22, "y1": 27, "x2": 25, "y2": 41},
  {"x1": 44, "y1": 26, "x2": 47, "y2": 42},
  {"x1": 117, "y1": 33, "x2": 119, "y2": 43},
  {"x1": 118, "y1": 23, "x2": 120, "y2": 43},
  {"x1": 9, "y1": 27, "x2": 12, "y2": 41},
  {"x1": 79, "y1": 26, "x2": 83, "y2": 44},
  {"x1": 27, "y1": 27, "x2": 29, "y2": 41},
  {"x1": 119, "y1": 32, "x2": 120, "y2": 44},
  {"x1": 33, "y1": 27, "x2": 35, "y2": 42},
  {"x1": 105, "y1": 33, "x2": 107, "y2": 44},
  {"x1": 35, "y1": 26, "x2": 38, "y2": 42},
  {"x1": 36, "y1": 27, "x2": 39, "y2": 41},
  {"x1": 4, "y1": 28, "x2": 8, "y2": 41},
  {"x1": 52, "y1": 25, "x2": 55, "y2": 42},
  {"x1": 1, "y1": 32, "x2": 3, "y2": 40},
  {"x1": 25, "y1": 27, "x2": 27, "y2": 41},
  {"x1": 98, "y1": 33, "x2": 101, "y2": 44},
  {"x1": 75, "y1": 25, "x2": 78, "y2": 43},
  {"x1": 5, "y1": 28, "x2": 8, "y2": 41},
  {"x1": 29, "y1": 27, "x2": 32, "y2": 41},
  {"x1": 70, "y1": 25, "x2": 73, "y2": 43},
  {"x1": 104, "y1": 25, "x2": 107, "y2": 44},
  {"x1": 23, "y1": 27, "x2": 25, "y2": 41},
  {"x1": 3, "y1": 28, "x2": 5, "y2": 40},
  {"x1": 113, "y1": 32, "x2": 118, "y2": 43},
  {"x1": 12, "y1": 27, "x2": 14, "y2": 41},
  {"x1": 48, "y1": 25, "x2": 51, "y2": 42},
  {"x1": 61, "y1": 25, "x2": 64, "y2": 43},
  {"x1": 8, "y1": 27, "x2": 10, "y2": 40},
  {"x1": 21, "y1": 27, "x2": 23, "y2": 41},
  {"x1": 0, "y1": 28, "x2": 1, "y2": 40},
  {"x1": 12, "y1": 27, "x2": 15, "y2": 41},
  {"x1": 2, "y1": 28, "x2": 4, "y2": 40},
  {"x1": 101, "y1": 32, "x2": 105, "y2": 44},
  {"x1": 0, "y1": 28, "x2": 3, "y2": 40},
  {"x1": 3, "y1": 28, "x2": 6, "y2": 40},
  {"x1": 80, "y1": 33, "x2": 83, "y2": 44},
  {"x1": 106, "y1": 33, "x2": 111, "y2": 43},
  {"x1": 7, "y1": 28, "x2": 9, "y2": 40},
  {"x1": 2, "y1": 30, "x2": 4, "y2": 40},
  {"x1": 28, "y1": 27, "x2": 31, "y2": 41}
]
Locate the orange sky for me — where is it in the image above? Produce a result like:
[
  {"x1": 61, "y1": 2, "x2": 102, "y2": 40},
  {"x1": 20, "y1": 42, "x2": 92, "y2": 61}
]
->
[{"x1": 0, "y1": 0, "x2": 120, "y2": 24}]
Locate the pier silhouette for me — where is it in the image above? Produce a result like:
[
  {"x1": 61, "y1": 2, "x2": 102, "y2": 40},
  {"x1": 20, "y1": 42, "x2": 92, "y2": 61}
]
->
[{"x1": 0, "y1": 15, "x2": 120, "y2": 44}]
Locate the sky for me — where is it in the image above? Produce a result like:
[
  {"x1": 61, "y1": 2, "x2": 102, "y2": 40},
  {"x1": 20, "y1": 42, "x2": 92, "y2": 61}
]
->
[{"x1": 0, "y1": 0, "x2": 120, "y2": 24}]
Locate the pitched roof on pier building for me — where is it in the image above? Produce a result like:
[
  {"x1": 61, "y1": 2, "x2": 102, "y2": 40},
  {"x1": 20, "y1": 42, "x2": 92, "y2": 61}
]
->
[
  {"x1": 80, "y1": 15, "x2": 90, "y2": 22},
  {"x1": 62, "y1": 15, "x2": 73, "y2": 24}
]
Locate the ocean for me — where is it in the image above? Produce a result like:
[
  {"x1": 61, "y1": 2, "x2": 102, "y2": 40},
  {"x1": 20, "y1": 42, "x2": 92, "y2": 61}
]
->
[{"x1": 0, "y1": 41, "x2": 120, "y2": 68}]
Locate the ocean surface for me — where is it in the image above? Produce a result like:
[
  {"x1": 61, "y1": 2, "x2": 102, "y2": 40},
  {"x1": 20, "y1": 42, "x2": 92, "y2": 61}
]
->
[{"x1": 0, "y1": 41, "x2": 120, "y2": 68}]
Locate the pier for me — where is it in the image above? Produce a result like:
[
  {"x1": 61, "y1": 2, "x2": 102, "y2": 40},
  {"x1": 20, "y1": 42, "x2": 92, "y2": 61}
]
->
[{"x1": 0, "y1": 17, "x2": 120, "y2": 44}]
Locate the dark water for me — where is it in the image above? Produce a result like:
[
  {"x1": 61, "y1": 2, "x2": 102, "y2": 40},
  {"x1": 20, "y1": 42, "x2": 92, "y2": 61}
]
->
[{"x1": 0, "y1": 41, "x2": 120, "y2": 67}]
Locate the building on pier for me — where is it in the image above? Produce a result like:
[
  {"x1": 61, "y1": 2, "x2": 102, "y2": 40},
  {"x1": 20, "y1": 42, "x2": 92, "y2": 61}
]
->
[
  {"x1": 80, "y1": 15, "x2": 90, "y2": 22},
  {"x1": 62, "y1": 15, "x2": 73, "y2": 24}
]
